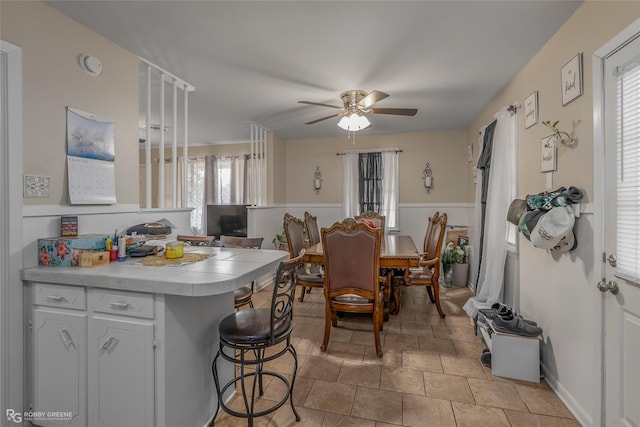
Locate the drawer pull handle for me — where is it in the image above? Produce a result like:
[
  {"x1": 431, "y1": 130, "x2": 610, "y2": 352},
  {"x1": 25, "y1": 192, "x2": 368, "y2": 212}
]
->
[
  {"x1": 100, "y1": 336, "x2": 116, "y2": 353},
  {"x1": 45, "y1": 295, "x2": 65, "y2": 302},
  {"x1": 109, "y1": 302, "x2": 130, "y2": 310},
  {"x1": 58, "y1": 329, "x2": 73, "y2": 348}
]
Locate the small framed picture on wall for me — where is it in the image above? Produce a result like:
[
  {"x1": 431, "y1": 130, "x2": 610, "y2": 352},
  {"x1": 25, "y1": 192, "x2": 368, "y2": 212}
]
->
[
  {"x1": 561, "y1": 53, "x2": 583, "y2": 106},
  {"x1": 524, "y1": 91, "x2": 538, "y2": 128},
  {"x1": 540, "y1": 136, "x2": 557, "y2": 172}
]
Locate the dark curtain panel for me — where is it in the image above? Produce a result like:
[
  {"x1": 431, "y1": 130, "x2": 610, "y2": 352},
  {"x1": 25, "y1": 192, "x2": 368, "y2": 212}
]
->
[
  {"x1": 358, "y1": 152, "x2": 383, "y2": 213},
  {"x1": 475, "y1": 119, "x2": 496, "y2": 290}
]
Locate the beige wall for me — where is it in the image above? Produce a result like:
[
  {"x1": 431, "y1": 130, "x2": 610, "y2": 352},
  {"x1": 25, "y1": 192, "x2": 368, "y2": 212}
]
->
[
  {"x1": 285, "y1": 130, "x2": 468, "y2": 203},
  {"x1": 1, "y1": 1, "x2": 139, "y2": 205},
  {"x1": 270, "y1": 132, "x2": 287, "y2": 204},
  {"x1": 466, "y1": 1, "x2": 640, "y2": 203}
]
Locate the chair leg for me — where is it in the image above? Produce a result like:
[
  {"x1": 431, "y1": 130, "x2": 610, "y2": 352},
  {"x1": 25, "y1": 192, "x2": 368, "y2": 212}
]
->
[
  {"x1": 373, "y1": 306, "x2": 383, "y2": 357},
  {"x1": 287, "y1": 343, "x2": 302, "y2": 422},
  {"x1": 298, "y1": 286, "x2": 307, "y2": 302},
  {"x1": 426, "y1": 286, "x2": 436, "y2": 303},
  {"x1": 321, "y1": 305, "x2": 332, "y2": 352},
  {"x1": 210, "y1": 351, "x2": 222, "y2": 426},
  {"x1": 432, "y1": 283, "x2": 446, "y2": 318}
]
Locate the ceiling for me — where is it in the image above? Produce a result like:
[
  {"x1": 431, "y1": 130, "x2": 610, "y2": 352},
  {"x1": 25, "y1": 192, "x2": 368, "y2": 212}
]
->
[{"x1": 46, "y1": 1, "x2": 582, "y2": 145}]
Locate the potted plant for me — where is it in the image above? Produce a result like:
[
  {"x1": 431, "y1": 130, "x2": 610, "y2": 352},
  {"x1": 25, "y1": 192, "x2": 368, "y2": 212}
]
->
[{"x1": 441, "y1": 241, "x2": 469, "y2": 287}]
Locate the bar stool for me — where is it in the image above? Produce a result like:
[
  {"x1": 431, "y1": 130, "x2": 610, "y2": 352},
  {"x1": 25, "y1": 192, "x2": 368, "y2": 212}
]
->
[{"x1": 211, "y1": 252, "x2": 304, "y2": 426}]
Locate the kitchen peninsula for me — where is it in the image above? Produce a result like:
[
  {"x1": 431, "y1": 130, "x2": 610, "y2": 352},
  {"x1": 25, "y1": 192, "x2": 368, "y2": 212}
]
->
[{"x1": 21, "y1": 246, "x2": 288, "y2": 427}]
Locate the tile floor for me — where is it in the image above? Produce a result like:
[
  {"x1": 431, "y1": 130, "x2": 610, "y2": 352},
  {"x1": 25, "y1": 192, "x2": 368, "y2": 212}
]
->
[{"x1": 213, "y1": 283, "x2": 579, "y2": 427}]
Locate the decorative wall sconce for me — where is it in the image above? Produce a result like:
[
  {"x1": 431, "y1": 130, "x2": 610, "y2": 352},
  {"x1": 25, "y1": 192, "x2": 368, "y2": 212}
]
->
[
  {"x1": 313, "y1": 166, "x2": 323, "y2": 195},
  {"x1": 422, "y1": 162, "x2": 433, "y2": 194}
]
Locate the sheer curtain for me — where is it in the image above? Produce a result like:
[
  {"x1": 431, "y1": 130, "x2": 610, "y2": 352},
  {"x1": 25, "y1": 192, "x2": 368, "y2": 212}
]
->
[
  {"x1": 342, "y1": 152, "x2": 360, "y2": 219},
  {"x1": 469, "y1": 129, "x2": 485, "y2": 290},
  {"x1": 381, "y1": 151, "x2": 399, "y2": 230},
  {"x1": 464, "y1": 108, "x2": 517, "y2": 318}
]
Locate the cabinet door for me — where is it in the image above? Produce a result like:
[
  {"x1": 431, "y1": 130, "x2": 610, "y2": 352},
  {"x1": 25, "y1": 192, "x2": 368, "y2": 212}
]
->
[
  {"x1": 30, "y1": 308, "x2": 87, "y2": 427},
  {"x1": 88, "y1": 316, "x2": 154, "y2": 427}
]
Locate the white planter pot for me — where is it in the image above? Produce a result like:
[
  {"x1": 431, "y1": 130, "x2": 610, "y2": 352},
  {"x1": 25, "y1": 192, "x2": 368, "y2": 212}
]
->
[{"x1": 451, "y1": 263, "x2": 469, "y2": 287}]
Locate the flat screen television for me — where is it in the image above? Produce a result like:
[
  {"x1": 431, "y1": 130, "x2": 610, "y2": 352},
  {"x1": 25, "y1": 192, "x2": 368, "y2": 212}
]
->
[{"x1": 206, "y1": 204, "x2": 248, "y2": 239}]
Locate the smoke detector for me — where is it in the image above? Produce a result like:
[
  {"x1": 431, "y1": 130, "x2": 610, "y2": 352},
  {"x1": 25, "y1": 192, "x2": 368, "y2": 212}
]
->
[{"x1": 79, "y1": 54, "x2": 102, "y2": 76}]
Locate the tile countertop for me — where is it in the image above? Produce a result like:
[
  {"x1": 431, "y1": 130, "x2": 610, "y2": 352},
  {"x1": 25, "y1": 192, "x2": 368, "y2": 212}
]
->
[{"x1": 21, "y1": 247, "x2": 289, "y2": 297}]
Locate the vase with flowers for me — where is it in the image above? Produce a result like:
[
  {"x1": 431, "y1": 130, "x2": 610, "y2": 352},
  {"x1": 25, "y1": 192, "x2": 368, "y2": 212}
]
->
[{"x1": 441, "y1": 241, "x2": 469, "y2": 286}]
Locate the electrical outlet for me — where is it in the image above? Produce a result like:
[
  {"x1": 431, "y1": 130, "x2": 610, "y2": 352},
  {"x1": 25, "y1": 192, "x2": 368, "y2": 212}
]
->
[{"x1": 24, "y1": 175, "x2": 50, "y2": 198}]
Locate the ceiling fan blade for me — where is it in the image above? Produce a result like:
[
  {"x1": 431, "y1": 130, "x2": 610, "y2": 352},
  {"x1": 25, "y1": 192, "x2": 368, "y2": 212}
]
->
[
  {"x1": 298, "y1": 101, "x2": 342, "y2": 109},
  {"x1": 370, "y1": 107, "x2": 417, "y2": 116},
  {"x1": 358, "y1": 90, "x2": 389, "y2": 108},
  {"x1": 305, "y1": 113, "x2": 341, "y2": 125}
]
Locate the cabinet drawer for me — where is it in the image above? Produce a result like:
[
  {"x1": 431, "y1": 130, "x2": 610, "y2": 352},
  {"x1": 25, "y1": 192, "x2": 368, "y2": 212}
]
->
[
  {"x1": 89, "y1": 289, "x2": 154, "y2": 319},
  {"x1": 33, "y1": 283, "x2": 86, "y2": 310}
]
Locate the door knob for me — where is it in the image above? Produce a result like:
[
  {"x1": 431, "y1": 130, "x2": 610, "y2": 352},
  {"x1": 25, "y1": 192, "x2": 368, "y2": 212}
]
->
[{"x1": 596, "y1": 279, "x2": 619, "y2": 295}]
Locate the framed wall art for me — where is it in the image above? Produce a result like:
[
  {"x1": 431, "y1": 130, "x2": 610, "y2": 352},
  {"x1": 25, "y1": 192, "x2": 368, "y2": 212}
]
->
[
  {"x1": 540, "y1": 136, "x2": 557, "y2": 172},
  {"x1": 561, "y1": 53, "x2": 583, "y2": 106},
  {"x1": 524, "y1": 91, "x2": 538, "y2": 128}
]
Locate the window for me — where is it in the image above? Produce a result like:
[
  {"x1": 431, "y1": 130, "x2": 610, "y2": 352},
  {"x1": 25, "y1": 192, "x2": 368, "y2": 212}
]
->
[
  {"x1": 342, "y1": 149, "x2": 399, "y2": 230},
  {"x1": 615, "y1": 58, "x2": 640, "y2": 283}
]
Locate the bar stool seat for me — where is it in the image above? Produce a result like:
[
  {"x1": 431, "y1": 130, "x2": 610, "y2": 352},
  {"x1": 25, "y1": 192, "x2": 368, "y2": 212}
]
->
[{"x1": 211, "y1": 253, "x2": 304, "y2": 426}]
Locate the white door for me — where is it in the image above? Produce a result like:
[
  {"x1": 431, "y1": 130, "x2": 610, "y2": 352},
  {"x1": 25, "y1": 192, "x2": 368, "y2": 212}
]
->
[
  {"x1": 603, "y1": 32, "x2": 640, "y2": 427},
  {"x1": 88, "y1": 316, "x2": 155, "y2": 427},
  {"x1": 31, "y1": 309, "x2": 87, "y2": 427}
]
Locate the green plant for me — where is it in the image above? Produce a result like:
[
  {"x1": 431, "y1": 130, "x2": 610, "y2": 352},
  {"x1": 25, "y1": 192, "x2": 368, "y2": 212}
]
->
[
  {"x1": 542, "y1": 120, "x2": 575, "y2": 146},
  {"x1": 441, "y1": 242, "x2": 468, "y2": 265}
]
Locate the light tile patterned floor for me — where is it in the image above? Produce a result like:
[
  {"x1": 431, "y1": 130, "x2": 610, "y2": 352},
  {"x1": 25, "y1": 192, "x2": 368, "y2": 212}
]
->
[{"x1": 213, "y1": 283, "x2": 579, "y2": 427}]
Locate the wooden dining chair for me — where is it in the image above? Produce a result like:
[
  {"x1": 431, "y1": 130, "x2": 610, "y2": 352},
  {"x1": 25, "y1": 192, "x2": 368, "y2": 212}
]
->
[
  {"x1": 354, "y1": 211, "x2": 386, "y2": 234},
  {"x1": 219, "y1": 235, "x2": 264, "y2": 309},
  {"x1": 403, "y1": 212, "x2": 448, "y2": 318},
  {"x1": 283, "y1": 213, "x2": 323, "y2": 301},
  {"x1": 321, "y1": 218, "x2": 384, "y2": 357},
  {"x1": 177, "y1": 234, "x2": 214, "y2": 247}
]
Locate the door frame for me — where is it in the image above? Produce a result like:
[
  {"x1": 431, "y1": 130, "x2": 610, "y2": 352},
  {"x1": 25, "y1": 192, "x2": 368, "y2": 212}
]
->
[
  {"x1": 0, "y1": 39, "x2": 24, "y2": 421},
  {"x1": 592, "y1": 17, "x2": 640, "y2": 426}
]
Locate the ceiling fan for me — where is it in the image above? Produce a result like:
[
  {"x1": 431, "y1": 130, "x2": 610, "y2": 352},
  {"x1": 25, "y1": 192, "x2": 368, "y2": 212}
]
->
[{"x1": 299, "y1": 90, "x2": 417, "y2": 131}]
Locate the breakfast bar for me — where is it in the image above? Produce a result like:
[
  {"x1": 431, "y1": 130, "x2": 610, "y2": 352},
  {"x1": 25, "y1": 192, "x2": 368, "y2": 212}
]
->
[{"x1": 21, "y1": 247, "x2": 288, "y2": 427}]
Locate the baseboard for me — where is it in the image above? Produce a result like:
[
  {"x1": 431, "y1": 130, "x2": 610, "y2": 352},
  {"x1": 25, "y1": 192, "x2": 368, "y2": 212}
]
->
[{"x1": 541, "y1": 362, "x2": 594, "y2": 426}]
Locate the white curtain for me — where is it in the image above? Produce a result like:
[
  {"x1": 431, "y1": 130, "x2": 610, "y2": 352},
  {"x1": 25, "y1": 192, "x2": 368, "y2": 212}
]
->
[
  {"x1": 342, "y1": 152, "x2": 359, "y2": 219},
  {"x1": 381, "y1": 151, "x2": 399, "y2": 229},
  {"x1": 464, "y1": 108, "x2": 517, "y2": 318}
]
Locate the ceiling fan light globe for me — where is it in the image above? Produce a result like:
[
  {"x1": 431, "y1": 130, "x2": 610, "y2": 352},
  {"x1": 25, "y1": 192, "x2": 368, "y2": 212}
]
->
[{"x1": 337, "y1": 113, "x2": 370, "y2": 131}]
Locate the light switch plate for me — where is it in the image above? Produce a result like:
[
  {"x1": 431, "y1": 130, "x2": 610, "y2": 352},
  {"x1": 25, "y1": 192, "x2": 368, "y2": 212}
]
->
[
  {"x1": 24, "y1": 175, "x2": 50, "y2": 198},
  {"x1": 468, "y1": 145, "x2": 473, "y2": 162}
]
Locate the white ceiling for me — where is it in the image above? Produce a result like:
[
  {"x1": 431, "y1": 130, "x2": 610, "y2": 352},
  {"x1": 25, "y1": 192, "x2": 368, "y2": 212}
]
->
[{"x1": 46, "y1": 0, "x2": 582, "y2": 145}]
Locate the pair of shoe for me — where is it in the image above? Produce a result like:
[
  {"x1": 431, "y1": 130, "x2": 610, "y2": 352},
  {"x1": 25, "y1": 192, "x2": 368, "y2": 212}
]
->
[
  {"x1": 480, "y1": 348, "x2": 491, "y2": 368},
  {"x1": 479, "y1": 303, "x2": 543, "y2": 337}
]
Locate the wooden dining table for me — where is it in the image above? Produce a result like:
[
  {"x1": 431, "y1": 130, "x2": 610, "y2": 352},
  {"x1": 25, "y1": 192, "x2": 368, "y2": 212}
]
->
[{"x1": 303, "y1": 234, "x2": 420, "y2": 316}]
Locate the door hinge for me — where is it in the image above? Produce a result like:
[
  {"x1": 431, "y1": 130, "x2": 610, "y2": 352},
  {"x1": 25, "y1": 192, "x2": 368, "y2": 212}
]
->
[
  {"x1": 152, "y1": 338, "x2": 160, "y2": 350},
  {"x1": 27, "y1": 319, "x2": 32, "y2": 332},
  {"x1": 602, "y1": 252, "x2": 606, "y2": 263}
]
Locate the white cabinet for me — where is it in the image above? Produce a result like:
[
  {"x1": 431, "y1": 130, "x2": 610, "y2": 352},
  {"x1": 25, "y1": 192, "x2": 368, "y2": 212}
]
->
[
  {"x1": 29, "y1": 307, "x2": 87, "y2": 427},
  {"x1": 27, "y1": 284, "x2": 156, "y2": 427},
  {"x1": 88, "y1": 316, "x2": 154, "y2": 427}
]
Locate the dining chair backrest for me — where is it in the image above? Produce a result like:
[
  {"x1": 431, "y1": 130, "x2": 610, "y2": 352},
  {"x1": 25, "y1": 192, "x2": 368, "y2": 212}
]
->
[
  {"x1": 219, "y1": 236, "x2": 264, "y2": 249},
  {"x1": 354, "y1": 211, "x2": 386, "y2": 234},
  {"x1": 422, "y1": 212, "x2": 440, "y2": 254},
  {"x1": 177, "y1": 235, "x2": 215, "y2": 247},
  {"x1": 321, "y1": 218, "x2": 382, "y2": 295},
  {"x1": 304, "y1": 211, "x2": 321, "y2": 246},
  {"x1": 426, "y1": 213, "x2": 447, "y2": 272},
  {"x1": 283, "y1": 213, "x2": 305, "y2": 259}
]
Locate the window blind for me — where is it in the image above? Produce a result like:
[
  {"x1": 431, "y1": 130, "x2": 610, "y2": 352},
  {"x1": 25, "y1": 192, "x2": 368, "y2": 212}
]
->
[{"x1": 616, "y1": 59, "x2": 640, "y2": 283}]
